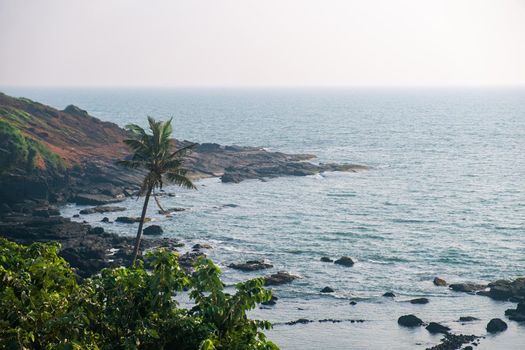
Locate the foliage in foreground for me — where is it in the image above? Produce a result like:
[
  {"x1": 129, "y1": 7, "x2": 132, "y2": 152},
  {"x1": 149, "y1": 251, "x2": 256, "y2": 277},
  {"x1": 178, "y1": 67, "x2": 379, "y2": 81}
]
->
[{"x1": 0, "y1": 239, "x2": 278, "y2": 350}]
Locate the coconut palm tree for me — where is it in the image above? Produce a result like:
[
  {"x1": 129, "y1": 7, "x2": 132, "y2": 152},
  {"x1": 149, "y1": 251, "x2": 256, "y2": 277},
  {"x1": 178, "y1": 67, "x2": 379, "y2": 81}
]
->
[{"x1": 117, "y1": 117, "x2": 196, "y2": 266}]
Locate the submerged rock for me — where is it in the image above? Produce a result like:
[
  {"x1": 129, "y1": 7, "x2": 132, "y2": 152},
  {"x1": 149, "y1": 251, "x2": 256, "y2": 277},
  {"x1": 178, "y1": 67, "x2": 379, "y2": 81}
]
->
[
  {"x1": 229, "y1": 260, "x2": 273, "y2": 271},
  {"x1": 143, "y1": 225, "x2": 163, "y2": 235},
  {"x1": 486, "y1": 318, "x2": 507, "y2": 333},
  {"x1": 383, "y1": 292, "x2": 396, "y2": 298},
  {"x1": 426, "y1": 322, "x2": 450, "y2": 334},
  {"x1": 410, "y1": 297, "x2": 429, "y2": 304},
  {"x1": 320, "y1": 256, "x2": 333, "y2": 262},
  {"x1": 398, "y1": 314, "x2": 423, "y2": 327},
  {"x1": 264, "y1": 271, "x2": 300, "y2": 286},
  {"x1": 321, "y1": 286, "x2": 335, "y2": 293},
  {"x1": 459, "y1": 316, "x2": 479, "y2": 322},
  {"x1": 286, "y1": 318, "x2": 313, "y2": 326},
  {"x1": 334, "y1": 256, "x2": 355, "y2": 267}
]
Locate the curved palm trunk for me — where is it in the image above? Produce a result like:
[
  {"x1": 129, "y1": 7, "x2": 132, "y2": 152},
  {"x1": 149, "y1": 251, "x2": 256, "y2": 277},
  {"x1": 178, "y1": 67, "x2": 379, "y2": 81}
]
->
[
  {"x1": 153, "y1": 193, "x2": 166, "y2": 214},
  {"x1": 131, "y1": 186, "x2": 153, "y2": 266}
]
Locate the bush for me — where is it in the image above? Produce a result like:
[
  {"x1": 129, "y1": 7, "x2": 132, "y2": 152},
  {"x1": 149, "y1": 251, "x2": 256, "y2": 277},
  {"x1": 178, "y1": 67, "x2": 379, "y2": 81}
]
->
[{"x1": 0, "y1": 239, "x2": 278, "y2": 350}]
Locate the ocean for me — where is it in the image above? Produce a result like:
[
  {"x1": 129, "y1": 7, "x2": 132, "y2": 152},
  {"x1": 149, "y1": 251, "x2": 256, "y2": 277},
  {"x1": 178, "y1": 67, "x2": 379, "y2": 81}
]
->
[{"x1": 3, "y1": 87, "x2": 525, "y2": 349}]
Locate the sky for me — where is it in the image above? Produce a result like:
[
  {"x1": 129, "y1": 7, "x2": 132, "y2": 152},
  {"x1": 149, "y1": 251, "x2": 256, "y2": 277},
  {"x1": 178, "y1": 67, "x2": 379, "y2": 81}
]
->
[{"x1": 1, "y1": 0, "x2": 524, "y2": 87}]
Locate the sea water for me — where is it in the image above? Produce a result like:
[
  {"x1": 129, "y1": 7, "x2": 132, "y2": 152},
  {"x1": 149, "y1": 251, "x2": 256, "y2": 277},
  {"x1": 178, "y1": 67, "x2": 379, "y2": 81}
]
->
[{"x1": 3, "y1": 87, "x2": 525, "y2": 349}]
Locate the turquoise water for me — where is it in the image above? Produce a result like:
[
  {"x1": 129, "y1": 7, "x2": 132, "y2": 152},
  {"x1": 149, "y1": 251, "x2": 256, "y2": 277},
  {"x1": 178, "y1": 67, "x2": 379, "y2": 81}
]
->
[{"x1": 4, "y1": 87, "x2": 525, "y2": 349}]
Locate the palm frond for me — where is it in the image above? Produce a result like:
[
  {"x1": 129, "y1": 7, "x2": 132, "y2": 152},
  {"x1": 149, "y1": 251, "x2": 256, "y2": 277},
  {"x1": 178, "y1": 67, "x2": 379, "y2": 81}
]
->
[
  {"x1": 165, "y1": 171, "x2": 196, "y2": 190},
  {"x1": 116, "y1": 160, "x2": 144, "y2": 169},
  {"x1": 169, "y1": 142, "x2": 197, "y2": 159}
]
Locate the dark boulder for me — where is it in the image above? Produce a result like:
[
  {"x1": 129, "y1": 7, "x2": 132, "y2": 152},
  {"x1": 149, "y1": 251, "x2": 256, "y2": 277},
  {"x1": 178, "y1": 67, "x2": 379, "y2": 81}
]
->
[
  {"x1": 505, "y1": 301, "x2": 525, "y2": 322},
  {"x1": 410, "y1": 297, "x2": 429, "y2": 304},
  {"x1": 350, "y1": 301, "x2": 357, "y2": 305},
  {"x1": 116, "y1": 216, "x2": 151, "y2": 224},
  {"x1": 101, "y1": 217, "x2": 110, "y2": 223},
  {"x1": 486, "y1": 318, "x2": 507, "y2": 333},
  {"x1": 334, "y1": 256, "x2": 355, "y2": 267},
  {"x1": 383, "y1": 292, "x2": 396, "y2": 298},
  {"x1": 229, "y1": 260, "x2": 273, "y2": 271},
  {"x1": 426, "y1": 322, "x2": 450, "y2": 334},
  {"x1": 320, "y1": 256, "x2": 333, "y2": 262},
  {"x1": 459, "y1": 316, "x2": 479, "y2": 322},
  {"x1": 321, "y1": 286, "x2": 335, "y2": 293},
  {"x1": 398, "y1": 314, "x2": 423, "y2": 327},
  {"x1": 143, "y1": 225, "x2": 163, "y2": 235}
]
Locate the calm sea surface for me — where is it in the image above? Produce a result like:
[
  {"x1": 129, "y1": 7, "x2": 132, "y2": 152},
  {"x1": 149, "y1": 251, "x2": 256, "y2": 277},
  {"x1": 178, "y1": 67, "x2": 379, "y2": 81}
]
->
[{"x1": 3, "y1": 87, "x2": 525, "y2": 349}]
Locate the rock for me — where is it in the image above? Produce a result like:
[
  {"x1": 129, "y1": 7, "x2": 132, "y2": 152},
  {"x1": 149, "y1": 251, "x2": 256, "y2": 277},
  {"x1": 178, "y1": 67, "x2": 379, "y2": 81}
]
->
[
  {"x1": 505, "y1": 301, "x2": 525, "y2": 322},
  {"x1": 433, "y1": 277, "x2": 447, "y2": 286},
  {"x1": 426, "y1": 322, "x2": 450, "y2": 334},
  {"x1": 79, "y1": 206, "x2": 126, "y2": 215},
  {"x1": 410, "y1": 297, "x2": 429, "y2": 304},
  {"x1": 229, "y1": 260, "x2": 273, "y2": 271},
  {"x1": 73, "y1": 214, "x2": 80, "y2": 218},
  {"x1": 334, "y1": 256, "x2": 355, "y2": 267},
  {"x1": 383, "y1": 292, "x2": 396, "y2": 298},
  {"x1": 426, "y1": 334, "x2": 480, "y2": 350},
  {"x1": 193, "y1": 243, "x2": 213, "y2": 250},
  {"x1": 398, "y1": 314, "x2": 423, "y2": 327},
  {"x1": 479, "y1": 278, "x2": 525, "y2": 301},
  {"x1": 286, "y1": 318, "x2": 313, "y2": 326},
  {"x1": 90, "y1": 227, "x2": 105, "y2": 235},
  {"x1": 74, "y1": 193, "x2": 123, "y2": 205},
  {"x1": 159, "y1": 207, "x2": 186, "y2": 214},
  {"x1": 486, "y1": 318, "x2": 507, "y2": 333},
  {"x1": 350, "y1": 301, "x2": 357, "y2": 305},
  {"x1": 449, "y1": 283, "x2": 486, "y2": 293},
  {"x1": 143, "y1": 225, "x2": 163, "y2": 235},
  {"x1": 116, "y1": 216, "x2": 151, "y2": 224},
  {"x1": 264, "y1": 271, "x2": 300, "y2": 286},
  {"x1": 261, "y1": 295, "x2": 278, "y2": 306},
  {"x1": 320, "y1": 256, "x2": 333, "y2": 262},
  {"x1": 321, "y1": 286, "x2": 335, "y2": 293},
  {"x1": 459, "y1": 316, "x2": 479, "y2": 322},
  {"x1": 101, "y1": 217, "x2": 110, "y2": 223}
]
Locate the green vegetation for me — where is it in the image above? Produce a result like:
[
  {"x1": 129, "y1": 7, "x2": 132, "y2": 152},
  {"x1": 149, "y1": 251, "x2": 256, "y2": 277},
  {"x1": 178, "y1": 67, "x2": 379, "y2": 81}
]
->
[
  {"x1": 0, "y1": 239, "x2": 279, "y2": 349},
  {"x1": 117, "y1": 117, "x2": 197, "y2": 265},
  {"x1": 0, "y1": 119, "x2": 64, "y2": 173}
]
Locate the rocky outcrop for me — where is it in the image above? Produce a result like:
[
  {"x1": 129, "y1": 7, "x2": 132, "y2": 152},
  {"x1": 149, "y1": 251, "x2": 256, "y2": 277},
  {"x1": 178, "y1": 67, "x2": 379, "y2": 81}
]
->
[
  {"x1": 449, "y1": 283, "x2": 486, "y2": 293},
  {"x1": 143, "y1": 225, "x2": 163, "y2": 235},
  {"x1": 425, "y1": 322, "x2": 450, "y2": 334},
  {"x1": 426, "y1": 334, "x2": 481, "y2": 350},
  {"x1": 264, "y1": 271, "x2": 300, "y2": 286},
  {"x1": 505, "y1": 302, "x2": 525, "y2": 322},
  {"x1": 229, "y1": 260, "x2": 273, "y2": 271},
  {"x1": 477, "y1": 278, "x2": 525, "y2": 301},
  {"x1": 433, "y1": 277, "x2": 447, "y2": 286},
  {"x1": 115, "y1": 216, "x2": 151, "y2": 224}
]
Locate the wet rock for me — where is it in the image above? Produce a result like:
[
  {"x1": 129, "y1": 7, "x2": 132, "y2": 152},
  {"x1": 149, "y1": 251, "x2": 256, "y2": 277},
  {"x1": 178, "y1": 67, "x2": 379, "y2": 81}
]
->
[
  {"x1": 262, "y1": 295, "x2": 278, "y2": 306},
  {"x1": 383, "y1": 292, "x2": 396, "y2": 298},
  {"x1": 321, "y1": 286, "x2": 335, "y2": 293},
  {"x1": 434, "y1": 277, "x2": 447, "y2": 286},
  {"x1": 459, "y1": 316, "x2": 479, "y2": 322},
  {"x1": 449, "y1": 283, "x2": 486, "y2": 293},
  {"x1": 79, "y1": 206, "x2": 126, "y2": 215},
  {"x1": 143, "y1": 225, "x2": 163, "y2": 235},
  {"x1": 159, "y1": 207, "x2": 186, "y2": 214},
  {"x1": 90, "y1": 227, "x2": 105, "y2": 235},
  {"x1": 101, "y1": 217, "x2": 110, "y2": 223},
  {"x1": 426, "y1": 334, "x2": 480, "y2": 350},
  {"x1": 350, "y1": 301, "x2": 357, "y2": 305},
  {"x1": 398, "y1": 314, "x2": 423, "y2": 327},
  {"x1": 504, "y1": 301, "x2": 525, "y2": 322},
  {"x1": 486, "y1": 318, "x2": 507, "y2": 333},
  {"x1": 426, "y1": 322, "x2": 450, "y2": 334},
  {"x1": 116, "y1": 216, "x2": 151, "y2": 224},
  {"x1": 334, "y1": 256, "x2": 355, "y2": 267},
  {"x1": 320, "y1": 256, "x2": 333, "y2": 262},
  {"x1": 73, "y1": 214, "x2": 80, "y2": 218},
  {"x1": 229, "y1": 260, "x2": 273, "y2": 271},
  {"x1": 286, "y1": 318, "x2": 313, "y2": 326},
  {"x1": 479, "y1": 278, "x2": 525, "y2": 301},
  {"x1": 193, "y1": 243, "x2": 213, "y2": 250},
  {"x1": 264, "y1": 271, "x2": 300, "y2": 286},
  {"x1": 410, "y1": 297, "x2": 429, "y2": 304}
]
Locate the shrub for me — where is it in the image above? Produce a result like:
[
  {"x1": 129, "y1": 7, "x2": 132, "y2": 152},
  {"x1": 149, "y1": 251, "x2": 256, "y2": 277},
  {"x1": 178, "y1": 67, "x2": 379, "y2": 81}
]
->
[{"x1": 0, "y1": 239, "x2": 278, "y2": 350}]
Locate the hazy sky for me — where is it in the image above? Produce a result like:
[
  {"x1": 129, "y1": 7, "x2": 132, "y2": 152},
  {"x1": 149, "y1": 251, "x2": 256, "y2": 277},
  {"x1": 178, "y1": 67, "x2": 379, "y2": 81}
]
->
[{"x1": 1, "y1": 0, "x2": 524, "y2": 87}]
